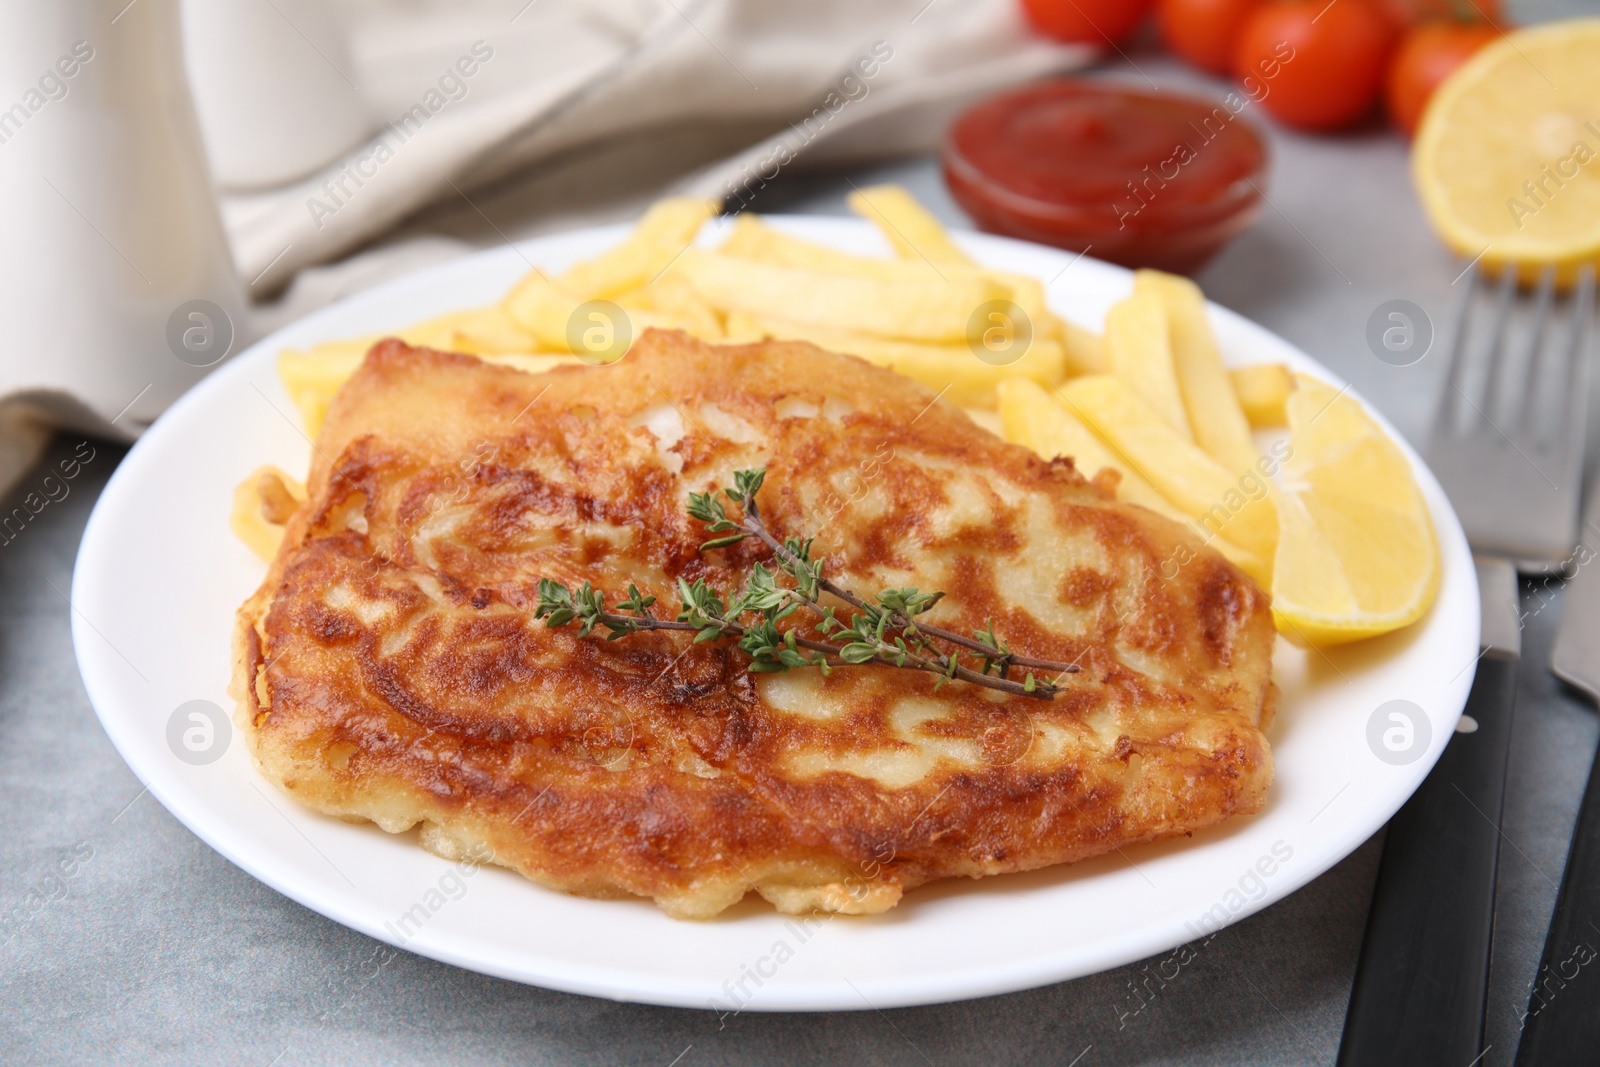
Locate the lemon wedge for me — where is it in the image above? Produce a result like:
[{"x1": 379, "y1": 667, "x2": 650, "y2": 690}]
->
[
  {"x1": 1271, "y1": 376, "x2": 1440, "y2": 646},
  {"x1": 1413, "y1": 19, "x2": 1600, "y2": 286}
]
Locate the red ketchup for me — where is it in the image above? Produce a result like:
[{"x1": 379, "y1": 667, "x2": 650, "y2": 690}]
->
[{"x1": 943, "y1": 80, "x2": 1268, "y2": 274}]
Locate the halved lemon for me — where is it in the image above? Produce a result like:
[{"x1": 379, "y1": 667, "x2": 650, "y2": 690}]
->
[
  {"x1": 1413, "y1": 19, "x2": 1600, "y2": 286},
  {"x1": 1271, "y1": 376, "x2": 1440, "y2": 646}
]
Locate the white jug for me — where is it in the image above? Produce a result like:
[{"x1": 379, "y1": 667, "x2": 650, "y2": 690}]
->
[
  {"x1": 0, "y1": 0, "x2": 245, "y2": 440},
  {"x1": 180, "y1": 0, "x2": 373, "y2": 190}
]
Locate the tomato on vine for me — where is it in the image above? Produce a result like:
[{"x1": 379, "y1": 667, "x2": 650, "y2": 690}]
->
[
  {"x1": 1158, "y1": 0, "x2": 1264, "y2": 75},
  {"x1": 1233, "y1": 0, "x2": 1398, "y2": 131},
  {"x1": 1386, "y1": 20, "x2": 1502, "y2": 135},
  {"x1": 1020, "y1": 0, "x2": 1156, "y2": 46}
]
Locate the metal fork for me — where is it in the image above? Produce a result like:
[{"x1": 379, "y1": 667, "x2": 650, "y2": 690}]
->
[
  {"x1": 1426, "y1": 265, "x2": 1591, "y2": 567},
  {"x1": 1339, "y1": 264, "x2": 1592, "y2": 1066}
]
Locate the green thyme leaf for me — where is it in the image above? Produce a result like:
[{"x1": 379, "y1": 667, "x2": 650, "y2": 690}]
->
[
  {"x1": 733, "y1": 467, "x2": 766, "y2": 500},
  {"x1": 839, "y1": 642, "x2": 878, "y2": 665}
]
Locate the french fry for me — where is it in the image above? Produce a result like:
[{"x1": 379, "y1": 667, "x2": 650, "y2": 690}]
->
[
  {"x1": 992, "y1": 271, "x2": 1067, "y2": 346},
  {"x1": 629, "y1": 196, "x2": 719, "y2": 245},
  {"x1": 850, "y1": 338, "x2": 1068, "y2": 408},
  {"x1": 720, "y1": 309, "x2": 769, "y2": 345},
  {"x1": 1059, "y1": 375, "x2": 1278, "y2": 562},
  {"x1": 719, "y1": 215, "x2": 933, "y2": 279},
  {"x1": 613, "y1": 274, "x2": 724, "y2": 341},
  {"x1": 841, "y1": 186, "x2": 1067, "y2": 341},
  {"x1": 999, "y1": 379, "x2": 1179, "y2": 516},
  {"x1": 957, "y1": 268, "x2": 1069, "y2": 351},
  {"x1": 847, "y1": 183, "x2": 975, "y2": 266},
  {"x1": 998, "y1": 379, "x2": 1268, "y2": 581},
  {"x1": 844, "y1": 187, "x2": 1068, "y2": 342},
  {"x1": 1135, "y1": 271, "x2": 1258, "y2": 475},
  {"x1": 728, "y1": 312, "x2": 1065, "y2": 408},
  {"x1": 717, "y1": 214, "x2": 1069, "y2": 348},
  {"x1": 278, "y1": 342, "x2": 373, "y2": 437},
  {"x1": 557, "y1": 197, "x2": 716, "y2": 299},
  {"x1": 503, "y1": 272, "x2": 706, "y2": 352},
  {"x1": 393, "y1": 306, "x2": 542, "y2": 356},
  {"x1": 676, "y1": 249, "x2": 1005, "y2": 344},
  {"x1": 717, "y1": 214, "x2": 774, "y2": 261},
  {"x1": 846, "y1": 187, "x2": 1062, "y2": 343},
  {"x1": 1230, "y1": 363, "x2": 1294, "y2": 428},
  {"x1": 1061, "y1": 321, "x2": 1105, "y2": 376},
  {"x1": 964, "y1": 407, "x2": 1004, "y2": 437},
  {"x1": 1104, "y1": 291, "x2": 1192, "y2": 441},
  {"x1": 502, "y1": 272, "x2": 584, "y2": 350},
  {"x1": 230, "y1": 466, "x2": 306, "y2": 562},
  {"x1": 447, "y1": 305, "x2": 543, "y2": 355},
  {"x1": 392, "y1": 314, "x2": 459, "y2": 351}
]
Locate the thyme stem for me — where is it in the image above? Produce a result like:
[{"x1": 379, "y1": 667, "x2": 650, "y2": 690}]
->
[
  {"x1": 533, "y1": 468, "x2": 1080, "y2": 701},
  {"x1": 740, "y1": 495, "x2": 1081, "y2": 676}
]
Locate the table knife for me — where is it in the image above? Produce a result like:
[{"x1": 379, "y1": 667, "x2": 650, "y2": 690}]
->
[
  {"x1": 1338, "y1": 558, "x2": 1521, "y2": 1067},
  {"x1": 1515, "y1": 514, "x2": 1600, "y2": 1062}
]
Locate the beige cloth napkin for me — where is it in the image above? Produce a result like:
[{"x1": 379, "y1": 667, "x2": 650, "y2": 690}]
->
[{"x1": 227, "y1": 0, "x2": 1088, "y2": 315}]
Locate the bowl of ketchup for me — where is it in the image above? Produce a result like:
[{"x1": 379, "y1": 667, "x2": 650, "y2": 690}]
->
[{"x1": 943, "y1": 80, "x2": 1268, "y2": 274}]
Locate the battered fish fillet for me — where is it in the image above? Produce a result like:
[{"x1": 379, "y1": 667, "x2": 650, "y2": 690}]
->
[{"x1": 232, "y1": 330, "x2": 1276, "y2": 919}]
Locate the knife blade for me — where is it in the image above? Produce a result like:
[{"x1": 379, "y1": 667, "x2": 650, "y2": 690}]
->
[
  {"x1": 1515, "y1": 505, "x2": 1600, "y2": 1061},
  {"x1": 1338, "y1": 557, "x2": 1520, "y2": 1067}
]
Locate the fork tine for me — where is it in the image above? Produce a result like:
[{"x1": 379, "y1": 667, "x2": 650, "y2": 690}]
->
[
  {"x1": 1517, "y1": 265, "x2": 1559, "y2": 435},
  {"x1": 1478, "y1": 267, "x2": 1521, "y2": 430},
  {"x1": 1558, "y1": 264, "x2": 1596, "y2": 466},
  {"x1": 1432, "y1": 262, "x2": 1481, "y2": 440}
]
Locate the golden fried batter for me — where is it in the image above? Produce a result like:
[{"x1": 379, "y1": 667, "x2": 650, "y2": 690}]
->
[{"x1": 232, "y1": 330, "x2": 1275, "y2": 919}]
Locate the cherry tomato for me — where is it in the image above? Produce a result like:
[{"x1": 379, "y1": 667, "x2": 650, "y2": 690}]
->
[
  {"x1": 1233, "y1": 0, "x2": 1398, "y2": 131},
  {"x1": 1386, "y1": 21, "x2": 1502, "y2": 136},
  {"x1": 1158, "y1": 0, "x2": 1265, "y2": 74},
  {"x1": 1021, "y1": 0, "x2": 1156, "y2": 46},
  {"x1": 1373, "y1": 0, "x2": 1502, "y2": 33}
]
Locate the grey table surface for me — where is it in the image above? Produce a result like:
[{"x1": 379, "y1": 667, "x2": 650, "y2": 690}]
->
[{"x1": 7, "y1": 22, "x2": 1600, "y2": 1067}]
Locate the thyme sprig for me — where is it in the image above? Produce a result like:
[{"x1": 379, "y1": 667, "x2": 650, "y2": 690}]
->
[{"x1": 533, "y1": 468, "x2": 1079, "y2": 700}]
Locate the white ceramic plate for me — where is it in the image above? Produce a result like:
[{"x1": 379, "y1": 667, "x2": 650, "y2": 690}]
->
[{"x1": 73, "y1": 217, "x2": 1478, "y2": 1011}]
